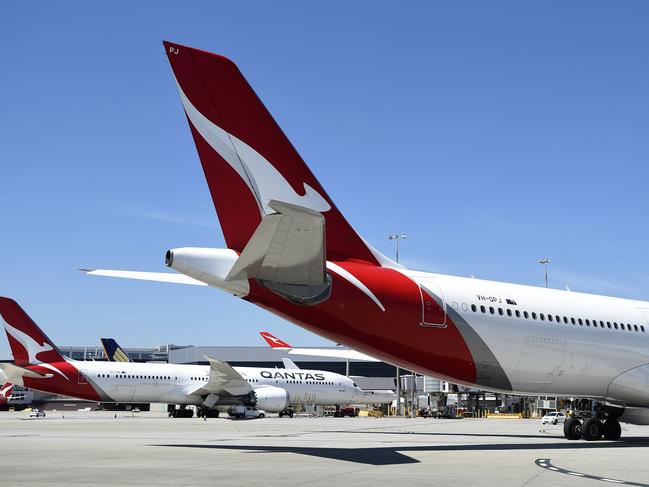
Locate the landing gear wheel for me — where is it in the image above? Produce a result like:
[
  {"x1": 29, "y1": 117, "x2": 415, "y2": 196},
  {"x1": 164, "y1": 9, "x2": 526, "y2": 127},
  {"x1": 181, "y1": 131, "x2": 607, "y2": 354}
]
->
[
  {"x1": 602, "y1": 418, "x2": 621, "y2": 440},
  {"x1": 563, "y1": 418, "x2": 582, "y2": 440},
  {"x1": 581, "y1": 418, "x2": 603, "y2": 441}
]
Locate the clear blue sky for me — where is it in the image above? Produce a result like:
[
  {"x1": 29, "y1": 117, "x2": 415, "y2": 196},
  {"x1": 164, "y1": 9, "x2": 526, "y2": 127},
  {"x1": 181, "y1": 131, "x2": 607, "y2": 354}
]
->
[{"x1": 2, "y1": 2, "x2": 649, "y2": 359}]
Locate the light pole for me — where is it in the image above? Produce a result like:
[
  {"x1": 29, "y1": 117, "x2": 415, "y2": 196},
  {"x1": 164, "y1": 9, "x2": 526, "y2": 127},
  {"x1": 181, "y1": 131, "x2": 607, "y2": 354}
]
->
[
  {"x1": 538, "y1": 259, "x2": 551, "y2": 288},
  {"x1": 388, "y1": 234, "x2": 407, "y2": 264},
  {"x1": 388, "y1": 234, "x2": 407, "y2": 416}
]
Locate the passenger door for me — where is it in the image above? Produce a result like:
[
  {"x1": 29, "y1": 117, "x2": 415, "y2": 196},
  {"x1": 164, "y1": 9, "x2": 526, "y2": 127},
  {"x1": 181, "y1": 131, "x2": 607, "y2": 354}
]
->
[{"x1": 419, "y1": 281, "x2": 447, "y2": 328}]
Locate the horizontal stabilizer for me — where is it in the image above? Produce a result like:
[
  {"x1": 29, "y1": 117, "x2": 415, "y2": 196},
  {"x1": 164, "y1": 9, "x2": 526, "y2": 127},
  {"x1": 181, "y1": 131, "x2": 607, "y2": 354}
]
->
[
  {"x1": 80, "y1": 269, "x2": 207, "y2": 286},
  {"x1": 227, "y1": 200, "x2": 325, "y2": 286},
  {"x1": 0, "y1": 363, "x2": 52, "y2": 383}
]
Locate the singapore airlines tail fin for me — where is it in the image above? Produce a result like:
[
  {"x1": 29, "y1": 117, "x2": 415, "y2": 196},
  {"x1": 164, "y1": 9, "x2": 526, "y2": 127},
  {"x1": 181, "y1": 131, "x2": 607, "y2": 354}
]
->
[
  {"x1": 162, "y1": 41, "x2": 388, "y2": 266},
  {"x1": 0, "y1": 297, "x2": 66, "y2": 366},
  {"x1": 100, "y1": 338, "x2": 132, "y2": 362}
]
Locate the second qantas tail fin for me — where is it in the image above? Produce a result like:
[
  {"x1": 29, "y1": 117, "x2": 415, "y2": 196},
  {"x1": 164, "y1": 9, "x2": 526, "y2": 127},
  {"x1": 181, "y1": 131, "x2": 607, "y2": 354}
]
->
[
  {"x1": 163, "y1": 41, "x2": 387, "y2": 266},
  {"x1": 0, "y1": 297, "x2": 66, "y2": 366},
  {"x1": 259, "y1": 331, "x2": 292, "y2": 349}
]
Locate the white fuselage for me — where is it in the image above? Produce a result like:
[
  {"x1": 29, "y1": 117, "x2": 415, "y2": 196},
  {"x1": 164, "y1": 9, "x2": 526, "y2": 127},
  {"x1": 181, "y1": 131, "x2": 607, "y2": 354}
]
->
[
  {"x1": 410, "y1": 270, "x2": 649, "y2": 405},
  {"x1": 70, "y1": 361, "x2": 363, "y2": 409}
]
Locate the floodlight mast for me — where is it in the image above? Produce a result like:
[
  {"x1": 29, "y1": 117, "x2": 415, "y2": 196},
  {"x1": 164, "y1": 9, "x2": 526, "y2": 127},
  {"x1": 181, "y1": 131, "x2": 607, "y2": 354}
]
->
[
  {"x1": 538, "y1": 259, "x2": 551, "y2": 288},
  {"x1": 388, "y1": 234, "x2": 408, "y2": 415}
]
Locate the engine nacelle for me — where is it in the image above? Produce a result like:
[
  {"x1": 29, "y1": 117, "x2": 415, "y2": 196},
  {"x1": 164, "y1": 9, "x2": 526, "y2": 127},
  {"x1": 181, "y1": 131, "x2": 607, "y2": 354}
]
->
[
  {"x1": 252, "y1": 385, "x2": 290, "y2": 412},
  {"x1": 165, "y1": 247, "x2": 249, "y2": 296}
]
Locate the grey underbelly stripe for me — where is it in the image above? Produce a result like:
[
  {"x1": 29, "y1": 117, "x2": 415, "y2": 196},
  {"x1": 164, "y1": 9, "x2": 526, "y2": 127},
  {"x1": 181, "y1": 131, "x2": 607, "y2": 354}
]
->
[{"x1": 445, "y1": 306, "x2": 513, "y2": 391}]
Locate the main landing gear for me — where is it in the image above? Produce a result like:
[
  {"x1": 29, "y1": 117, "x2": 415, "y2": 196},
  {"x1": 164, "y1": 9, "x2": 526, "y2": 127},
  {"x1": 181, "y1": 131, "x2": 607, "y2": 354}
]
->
[{"x1": 563, "y1": 417, "x2": 622, "y2": 441}]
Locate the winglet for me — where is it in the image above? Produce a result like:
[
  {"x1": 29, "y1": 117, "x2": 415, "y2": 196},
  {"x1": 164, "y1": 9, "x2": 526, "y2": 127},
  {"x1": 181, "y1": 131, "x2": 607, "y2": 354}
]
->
[{"x1": 259, "y1": 332, "x2": 292, "y2": 349}]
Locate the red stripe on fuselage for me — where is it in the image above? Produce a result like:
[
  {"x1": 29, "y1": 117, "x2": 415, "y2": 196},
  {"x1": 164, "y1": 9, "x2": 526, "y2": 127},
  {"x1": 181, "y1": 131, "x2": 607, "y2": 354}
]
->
[
  {"x1": 246, "y1": 262, "x2": 476, "y2": 383},
  {"x1": 22, "y1": 361, "x2": 102, "y2": 402}
]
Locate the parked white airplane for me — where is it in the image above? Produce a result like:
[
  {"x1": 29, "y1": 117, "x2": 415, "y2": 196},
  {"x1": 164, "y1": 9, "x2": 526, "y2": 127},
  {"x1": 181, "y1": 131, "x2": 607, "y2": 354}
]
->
[
  {"x1": 259, "y1": 331, "x2": 379, "y2": 362},
  {"x1": 83, "y1": 41, "x2": 649, "y2": 441},
  {"x1": 259, "y1": 332, "x2": 395, "y2": 405},
  {"x1": 0, "y1": 298, "x2": 364, "y2": 417}
]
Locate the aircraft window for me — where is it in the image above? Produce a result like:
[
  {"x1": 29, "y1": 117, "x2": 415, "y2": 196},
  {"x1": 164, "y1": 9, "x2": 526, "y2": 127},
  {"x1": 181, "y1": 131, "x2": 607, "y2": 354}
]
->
[
  {"x1": 506, "y1": 309, "x2": 512, "y2": 317},
  {"x1": 634, "y1": 325, "x2": 639, "y2": 332},
  {"x1": 556, "y1": 315, "x2": 561, "y2": 323},
  {"x1": 540, "y1": 313, "x2": 545, "y2": 321},
  {"x1": 599, "y1": 320, "x2": 604, "y2": 328},
  {"x1": 578, "y1": 318, "x2": 583, "y2": 326},
  {"x1": 452, "y1": 302, "x2": 459, "y2": 310},
  {"x1": 548, "y1": 314, "x2": 552, "y2": 322},
  {"x1": 606, "y1": 321, "x2": 611, "y2": 329},
  {"x1": 563, "y1": 316, "x2": 568, "y2": 324},
  {"x1": 523, "y1": 311, "x2": 529, "y2": 319},
  {"x1": 642, "y1": 326, "x2": 646, "y2": 332},
  {"x1": 489, "y1": 306, "x2": 494, "y2": 314},
  {"x1": 614, "y1": 323, "x2": 619, "y2": 329},
  {"x1": 462, "y1": 303, "x2": 468, "y2": 311},
  {"x1": 498, "y1": 308, "x2": 503, "y2": 316},
  {"x1": 471, "y1": 304, "x2": 477, "y2": 312},
  {"x1": 571, "y1": 318, "x2": 576, "y2": 325},
  {"x1": 531, "y1": 312, "x2": 537, "y2": 320},
  {"x1": 515, "y1": 310, "x2": 521, "y2": 318},
  {"x1": 480, "y1": 305, "x2": 486, "y2": 313},
  {"x1": 620, "y1": 323, "x2": 626, "y2": 331}
]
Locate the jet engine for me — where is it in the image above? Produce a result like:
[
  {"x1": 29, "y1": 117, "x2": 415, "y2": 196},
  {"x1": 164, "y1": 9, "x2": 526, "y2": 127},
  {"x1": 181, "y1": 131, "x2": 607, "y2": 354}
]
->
[{"x1": 251, "y1": 385, "x2": 290, "y2": 412}]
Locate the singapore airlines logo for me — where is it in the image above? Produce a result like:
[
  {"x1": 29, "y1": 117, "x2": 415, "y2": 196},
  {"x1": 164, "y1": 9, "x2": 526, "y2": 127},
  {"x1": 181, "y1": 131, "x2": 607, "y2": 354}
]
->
[
  {"x1": 2, "y1": 319, "x2": 68, "y2": 380},
  {"x1": 174, "y1": 79, "x2": 332, "y2": 216}
]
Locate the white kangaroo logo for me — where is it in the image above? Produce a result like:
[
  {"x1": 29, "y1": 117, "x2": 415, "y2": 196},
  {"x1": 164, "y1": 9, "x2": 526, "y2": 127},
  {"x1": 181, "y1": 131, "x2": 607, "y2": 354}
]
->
[
  {"x1": 2, "y1": 319, "x2": 68, "y2": 380},
  {"x1": 175, "y1": 79, "x2": 332, "y2": 216}
]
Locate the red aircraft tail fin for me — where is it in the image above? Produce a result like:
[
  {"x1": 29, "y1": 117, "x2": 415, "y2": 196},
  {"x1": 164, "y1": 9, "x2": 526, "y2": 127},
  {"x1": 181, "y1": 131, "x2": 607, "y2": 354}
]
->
[
  {"x1": 259, "y1": 331, "x2": 292, "y2": 349},
  {"x1": 163, "y1": 41, "x2": 383, "y2": 265},
  {"x1": 0, "y1": 297, "x2": 66, "y2": 366}
]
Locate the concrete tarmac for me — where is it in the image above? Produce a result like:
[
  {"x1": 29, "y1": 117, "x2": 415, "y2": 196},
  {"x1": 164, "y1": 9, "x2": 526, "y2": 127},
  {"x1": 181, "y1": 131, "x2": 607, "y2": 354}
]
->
[{"x1": 1, "y1": 411, "x2": 648, "y2": 486}]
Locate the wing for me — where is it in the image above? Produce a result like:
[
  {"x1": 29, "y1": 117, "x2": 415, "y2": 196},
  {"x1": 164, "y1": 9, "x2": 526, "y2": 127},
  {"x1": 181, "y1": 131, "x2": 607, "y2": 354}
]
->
[
  {"x1": 189, "y1": 355, "x2": 252, "y2": 396},
  {"x1": 287, "y1": 348, "x2": 380, "y2": 362},
  {"x1": 80, "y1": 269, "x2": 207, "y2": 286}
]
